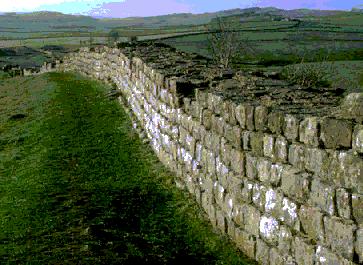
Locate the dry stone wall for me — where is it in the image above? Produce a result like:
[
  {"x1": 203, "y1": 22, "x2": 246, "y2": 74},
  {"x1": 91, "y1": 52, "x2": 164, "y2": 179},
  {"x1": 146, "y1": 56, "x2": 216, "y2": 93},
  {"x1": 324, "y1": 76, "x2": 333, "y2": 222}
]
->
[{"x1": 59, "y1": 44, "x2": 363, "y2": 265}]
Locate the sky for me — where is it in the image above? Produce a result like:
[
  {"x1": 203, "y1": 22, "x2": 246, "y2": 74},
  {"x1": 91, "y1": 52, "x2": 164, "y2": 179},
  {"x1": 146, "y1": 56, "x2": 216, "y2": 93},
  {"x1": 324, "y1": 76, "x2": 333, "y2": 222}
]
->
[{"x1": 0, "y1": 0, "x2": 362, "y2": 17}]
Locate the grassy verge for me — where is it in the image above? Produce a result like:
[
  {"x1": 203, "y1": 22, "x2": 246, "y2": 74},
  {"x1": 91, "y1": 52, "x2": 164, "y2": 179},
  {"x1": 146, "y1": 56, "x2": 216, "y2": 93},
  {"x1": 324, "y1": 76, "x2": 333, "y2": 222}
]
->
[{"x1": 0, "y1": 72, "x2": 253, "y2": 264}]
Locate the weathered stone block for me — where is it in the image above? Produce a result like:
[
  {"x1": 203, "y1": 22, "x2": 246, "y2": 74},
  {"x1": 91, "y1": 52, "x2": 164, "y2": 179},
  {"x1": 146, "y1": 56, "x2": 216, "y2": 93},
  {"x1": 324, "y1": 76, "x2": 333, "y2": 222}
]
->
[
  {"x1": 304, "y1": 147, "x2": 328, "y2": 176},
  {"x1": 255, "y1": 105, "x2": 269, "y2": 131},
  {"x1": 195, "y1": 89, "x2": 208, "y2": 109},
  {"x1": 281, "y1": 197, "x2": 299, "y2": 228},
  {"x1": 281, "y1": 166, "x2": 310, "y2": 203},
  {"x1": 265, "y1": 188, "x2": 283, "y2": 217},
  {"x1": 324, "y1": 216, "x2": 356, "y2": 260},
  {"x1": 320, "y1": 118, "x2": 352, "y2": 149},
  {"x1": 202, "y1": 109, "x2": 213, "y2": 130},
  {"x1": 211, "y1": 115, "x2": 225, "y2": 136},
  {"x1": 223, "y1": 100, "x2": 237, "y2": 125},
  {"x1": 245, "y1": 105, "x2": 255, "y2": 131},
  {"x1": 336, "y1": 188, "x2": 351, "y2": 220},
  {"x1": 235, "y1": 104, "x2": 246, "y2": 129},
  {"x1": 243, "y1": 204, "x2": 261, "y2": 235},
  {"x1": 263, "y1": 134, "x2": 275, "y2": 159},
  {"x1": 269, "y1": 248, "x2": 284, "y2": 265},
  {"x1": 220, "y1": 137, "x2": 233, "y2": 167},
  {"x1": 216, "y1": 208, "x2": 227, "y2": 233},
  {"x1": 275, "y1": 136, "x2": 288, "y2": 162},
  {"x1": 339, "y1": 92, "x2": 363, "y2": 123},
  {"x1": 256, "y1": 238, "x2": 270, "y2": 265},
  {"x1": 299, "y1": 205, "x2": 325, "y2": 242},
  {"x1": 353, "y1": 125, "x2": 363, "y2": 154},
  {"x1": 235, "y1": 228, "x2": 256, "y2": 259},
  {"x1": 227, "y1": 218, "x2": 236, "y2": 239},
  {"x1": 356, "y1": 227, "x2": 363, "y2": 263},
  {"x1": 352, "y1": 193, "x2": 363, "y2": 225},
  {"x1": 268, "y1": 111, "x2": 284, "y2": 134},
  {"x1": 225, "y1": 125, "x2": 242, "y2": 149},
  {"x1": 299, "y1": 117, "x2": 320, "y2": 147},
  {"x1": 230, "y1": 148, "x2": 245, "y2": 175},
  {"x1": 278, "y1": 225, "x2": 292, "y2": 255},
  {"x1": 252, "y1": 183, "x2": 267, "y2": 211},
  {"x1": 288, "y1": 144, "x2": 305, "y2": 170},
  {"x1": 259, "y1": 215, "x2": 280, "y2": 244},
  {"x1": 241, "y1": 179, "x2": 254, "y2": 203},
  {"x1": 293, "y1": 236, "x2": 315, "y2": 265},
  {"x1": 246, "y1": 153, "x2": 258, "y2": 180},
  {"x1": 257, "y1": 158, "x2": 271, "y2": 183},
  {"x1": 250, "y1": 131, "x2": 264, "y2": 156},
  {"x1": 315, "y1": 245, "x2": 341, "y2": 265},
  {"x1": 309, "y1": 179, "x2": 335, "y2": 216},
  {"x1": 190, "y1": 100, "x2": 203, "y2": 121},
  {"x1": 338, "y1": 152, "x2": 363, "y2": 194},
  {"x1": 270, "y1": 163, "x2": 283, "y2": 186},
  {"x1": 208, "y1": 93, "x2": 223, "y2": 115},
  {"x1": 284, "y1": 114, "x2": 299, "y2": 141},
  {"x1": 242, "y1": 131, "x2": 251, "y2": 150}
]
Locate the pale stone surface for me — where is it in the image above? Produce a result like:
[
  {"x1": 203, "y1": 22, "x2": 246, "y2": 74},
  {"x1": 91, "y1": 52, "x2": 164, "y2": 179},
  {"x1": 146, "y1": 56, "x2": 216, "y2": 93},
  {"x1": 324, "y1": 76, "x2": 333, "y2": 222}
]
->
[
  {"x1": 259, "y1": 215, "x2": 280, "y2": 244},
  {"x1": 283, "y1": 114, "x2": 299, "y2": 141},
  {"x1": 263, "y1": 134, "x2": 275, "y2": 159},
  {"x1": 299, "y1": 117, "x2": 320, "y2": 147},
  {"x1": 281, "y1": 166, "x2": 309, "y2": 203},
  {"x1": 353, "y1": 125, "x2": 363, "y2": 154},
  {"x1": 336, "y1": 188, "x2": 351, "y2": 220}
]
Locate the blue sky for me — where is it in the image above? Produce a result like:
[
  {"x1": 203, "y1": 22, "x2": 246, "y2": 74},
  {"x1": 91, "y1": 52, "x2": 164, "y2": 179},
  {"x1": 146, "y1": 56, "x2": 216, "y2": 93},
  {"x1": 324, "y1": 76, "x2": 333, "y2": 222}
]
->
[{"x1": 0, "y1": 0, "x2": 362, "y2": 17}]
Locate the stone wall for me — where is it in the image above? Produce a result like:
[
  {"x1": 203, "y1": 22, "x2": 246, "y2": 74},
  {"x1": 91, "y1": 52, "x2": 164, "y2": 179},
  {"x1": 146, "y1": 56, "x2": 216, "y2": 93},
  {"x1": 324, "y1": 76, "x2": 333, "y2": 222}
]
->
[{"x1": 58, "y1": 44, "x2": 363, "y2": 265}]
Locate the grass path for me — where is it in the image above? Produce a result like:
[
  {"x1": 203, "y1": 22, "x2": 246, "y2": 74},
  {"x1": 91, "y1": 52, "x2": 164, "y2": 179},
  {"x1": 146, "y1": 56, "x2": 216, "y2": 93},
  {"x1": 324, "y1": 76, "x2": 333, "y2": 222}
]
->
[{"x1": 0, "y1": 72, "x2": 253, "y2": 264}]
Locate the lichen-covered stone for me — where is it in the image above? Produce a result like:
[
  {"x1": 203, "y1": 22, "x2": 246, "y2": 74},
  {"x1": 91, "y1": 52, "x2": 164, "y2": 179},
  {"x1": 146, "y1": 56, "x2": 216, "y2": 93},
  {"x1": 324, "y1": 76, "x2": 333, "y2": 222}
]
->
[
  {"x1": 235, "y1": 228, "x2": 256, "y2": 259},
  {"x1": 242, "y1": 131, "x2": 251, "y2": 150},
  {"x1": 338, "y1": 152, "x2": 363, "y2": 194},
  {"x1": 352, "y1": 193, "x2": 363, "y2": 225},
  {"x1": 299, "y1": 205, "x2": 325, "y2": 242},
  {"x1": 216, "y1": 208, "x2": 227, "y2": 233},
  {"x1": 252, "y1": 183, "x2": 267, "y2": 211},
  {"x1": 356, "y1": 227, "x2": 363, "y2": 263},
  {"x1": 220, "y1": 137, "x2": 233, "y2": 167},
  {"x1": 202, "y1": 109, "x2": 213, "y2": 130},
  {"x1": 288, "y1": 144, "x2": 305, "y2": 170},
  {"x1": 243, "y1": 204, "x2": 261, "y2": 235},
  {"x1": 320, "y1": 118, "x2": 352, "y2": 149},
  {"x1": 309, "y1": 179, "x2": 335, "y2": 215},
  {"x1": 281, "y1": 166, "x2": 309, "y2": 203},
  {"x1": 275, "y1": 136, "x2": 288, "y2": 162},
  {"x1": 264, "y1": 187, "x2": 282, "y2": 217},
  {"x1": 256, "y1": 238, "x2": 270, "y2": 265},
  {"x1": 299, "y1": 117, "x2": 320, "y2": 147},
  {"x1": 324, "y1": 216, "x2": 356, "y2": 260},
  {"x1": 270, "y1": 163, "x2": 283, "y2": 186},
  {"x1": 260, "y1": 215, "x2": 280, "y2": 244},
  {"x1": 246, "y1": 153, "x2": 258, "y2": 179},
  {"x1": 284, "y1": 114, "x2": 299, "y2": 141},
  {"x1": 195, "y1": 89, "x2": 208, "y2": 109},
  {"x1": 339, "y1": 92, "x2": 363, "y2": 123},
  {"x1": 269, "y1": 248, "x2": 284, "y2": 265},
  {"x1": 281, "y1": 197, "x2": 299, "y2": 228},
  {"x1": 336, "y1": 188, "x2": 351, "y2": 220},
  {"x1": 263, "y1": 134, "x2": 275, "y2": 159},
  {"x1": 255, "y1": 105, "x2": 269, "y2": 131},
  {"x1": 257, "y1": 158, "x2": 271, "y2": 183},
  {"x1": 268, "y1": 111, "x2": 284, "y2": 134},
  {"x1": 225, "y1": 125, "x2": 242, "y2": 149},
  {"x1": 353, "y1": 125, "x2": 363, "y2": 154},
  {"x1": 245, "y1": 105, "x2": 255, "y2": 131},
  {"x1": 235, "y1": 104, "x2": 246, "y2": 129},
  {"x1": 293, "y1": 236, "x2": 315, "y2": 265},
  {"x1": 304, "y1": 147, "x2": 328, "y2": 176},
  {"x1": 230, "y1": 148, "x2": 245, "y2": 175},
  {"x1": 207, "y1": 92, "x2": 223, "y2": 114},
  {"x1": 315, "y1": 245, "x2": 341, "y2": 265},
  {"x1": 250, "y1": 131, "x2": 264, "y2": 156},
  {"x1": 241, "y1": 179, "x2": 254, "y2": 203},
  {"x1": 278, "y1": 225, "x2": 292, "y2": 255}
]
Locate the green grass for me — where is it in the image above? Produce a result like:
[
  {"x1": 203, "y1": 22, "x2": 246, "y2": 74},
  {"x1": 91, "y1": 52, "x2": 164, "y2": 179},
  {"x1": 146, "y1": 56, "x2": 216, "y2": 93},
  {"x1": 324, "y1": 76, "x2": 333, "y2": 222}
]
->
[{"x1": 0, "y1": 72, "x2": 253, "y2": 264}]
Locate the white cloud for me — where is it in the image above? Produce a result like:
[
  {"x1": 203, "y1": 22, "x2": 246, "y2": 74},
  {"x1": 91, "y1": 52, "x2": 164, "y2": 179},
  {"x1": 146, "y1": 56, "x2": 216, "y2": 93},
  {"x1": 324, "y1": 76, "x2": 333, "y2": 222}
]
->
[{"x1": 0, "y1": 0, "x2": 96, "y2": 12}]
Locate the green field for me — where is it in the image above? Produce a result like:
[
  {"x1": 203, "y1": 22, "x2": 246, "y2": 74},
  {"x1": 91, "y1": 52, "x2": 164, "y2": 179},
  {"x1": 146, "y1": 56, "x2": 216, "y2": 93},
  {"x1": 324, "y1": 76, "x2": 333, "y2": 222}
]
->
[{"x1": 0, "y1": 72, "x2": 254, "y2": 264}]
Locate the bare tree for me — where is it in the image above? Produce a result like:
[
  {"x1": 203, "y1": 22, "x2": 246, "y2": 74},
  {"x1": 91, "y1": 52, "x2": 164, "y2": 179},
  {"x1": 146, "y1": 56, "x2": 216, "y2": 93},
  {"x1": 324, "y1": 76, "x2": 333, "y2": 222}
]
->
[{"x1": 206, "y1": 16, "x2": 239, "y2": 69}]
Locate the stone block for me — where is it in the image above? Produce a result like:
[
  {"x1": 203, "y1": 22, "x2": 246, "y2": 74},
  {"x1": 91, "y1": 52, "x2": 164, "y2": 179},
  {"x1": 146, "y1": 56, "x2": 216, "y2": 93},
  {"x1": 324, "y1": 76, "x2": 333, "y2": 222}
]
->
[
  {"x1": 225, "y1": 124, "x2": 242, "y2": 149},
  {"x1": 246, "y1": 153, "x2": 258, "y2": 180},
  {"x1": 336, "y1": 188, "x2": 351, "y2": 220},
  {"x1": 257, "y1": 158, "x2": 271, "y2": 183},
  {"x1": 252, "y1": 183, "x2": 267, "y2": 211},
  {"x1": 339, "y1": 92, "x2": 363, "y2": 123},
  {"x1": 255, "y1": 105, "x2": 269, "y2": 131},
  {"x1": 235, "y1": 104, "x2": 246, "y2": 129},
  {"x1": 242, "y1": 131, "x2": 251, "y2": 150},
  {"x1": 284, "y1": 114, "x2": 299, "y2": 141},
  {"x1": 256, "y1": 238, "x2": 270, "y2": 265},
  {"x1": 243, "y1": 204, "x2": 261, "y2": 235},
  {"x1": 315, "y1": 245, "x2": 341, "y2": 265},
  {"x1": 299, "y1": 205, "x2": 325, "y2": 242},
  {"x1": 265, "y1": 188, "x2": 283, "y2": 217},
  {"x1": 269, "y1": 248, "x2": 284, "y2": 265},
  {"x1": 227, "y1": 218, "x2": 236, "y2": 239},
  {"x1": 195, "y1": 89, "x2": 208, "y2": 109},
  {"x1": 216, "y1": 208, "x2": 227, "y2": 233},
  {"x1": 278, "y1": 225, "x2": 293, "y2": 255},
  {"x1": 288, "y1": 144, "x2": 305, "y2": 170},
  {"x1": 309, "y1": 179, "x2": 335, "y2": 216},
  {"x1": 353, "y1": 125, "x2": 363, "y2": 154},
  {"x1": 270, "y1": 163, "x2": 283, "y2": 187},
  {"x1": 304, "y1": 147, "x2": 328, "y2": 176},
  {"x1": 263, "y1": 134, "x2": 275, "y2": 159},
  {"x1": 211, "y1": 115, "x2": 225, "y2": 136},
  {"x1": 299, "y1": 117, "x2": 320, "y2": 147},
  {"x1": 338, "y1": 152, "x2": 363, "y2": 194},
  {"x1": 352, "y1": 193, "x2": 363, "y2": 225},
  {"x1": 235, "y1": 228, "x2": 256, "y2": 259},
  {"x1": 324, "y1": 216, "x2": 356, "y2": 260},
  {"x1": 281, "y1": 166, "x2": 310, "y2": 203},
  {"x1": 356, "y1": 227, "x2": 363, "y2": 263},
  {"x1": 220, "y1": 137, "x2": 232, "y2": 166},
  {"x1": 207, "y1": 93, "x2": 223, "y2": 115},
  {"x1": 250, "y1": 131, "x2": 264, "y2": 156},
  {"x1": 259, "y1": 215, "x2": 280, "y2": 244},
  {"x1": 293, "y1": 236, "x2": 315, "y2": 265},
  {"x1": 281, "y1": 197, "x2": 299, "y2": 229},
  {"x1": 275, "y1": 136, "x2": 288, "y2": 162},
  {"x1": 190, "y1": 100, "x2": 202, "y2": 121},
  {"x1": 268, "y1": 111, "x2": 284, "y2": 134},
  {"x1": 320, "y1": 118, "x2": 352, "y2": 149},
  {"x1": 241, "y1": 179, "x2": 254, "y2": 203},
  {"x1": 245, "y1": 105, "x2": 255, "y2": 131},
  {"x1": 223, "y1": 100, "x2": 237, "y2": 125},
  {"x1": 202, "y1": 109, "x2": 213, "y2": 130},
  {"x1": 230, "y1": 148, "x2": 245, "y2": 175}
]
